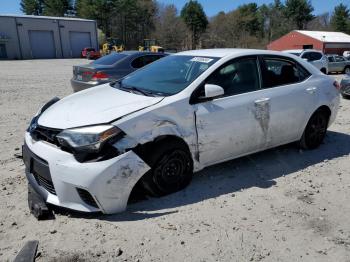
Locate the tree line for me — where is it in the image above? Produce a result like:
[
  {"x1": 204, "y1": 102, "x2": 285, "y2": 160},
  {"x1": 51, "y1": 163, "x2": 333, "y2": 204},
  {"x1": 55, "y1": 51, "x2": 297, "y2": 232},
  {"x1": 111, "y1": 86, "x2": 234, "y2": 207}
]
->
[{"x1": 20, "y1": 0, "x2": 350, "y2": 50}]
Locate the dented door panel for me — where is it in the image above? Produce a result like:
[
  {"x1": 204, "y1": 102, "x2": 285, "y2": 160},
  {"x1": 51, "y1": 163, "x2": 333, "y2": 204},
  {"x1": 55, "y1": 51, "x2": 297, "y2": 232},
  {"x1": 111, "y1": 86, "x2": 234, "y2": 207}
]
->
[{"x1": 194, "y1": 91, "x2": 268, "y2": 166}]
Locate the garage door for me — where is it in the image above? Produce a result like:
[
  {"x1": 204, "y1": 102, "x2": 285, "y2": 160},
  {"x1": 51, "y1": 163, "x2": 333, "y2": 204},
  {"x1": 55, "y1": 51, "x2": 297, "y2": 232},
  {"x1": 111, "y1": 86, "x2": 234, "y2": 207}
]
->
[
  {"x1": 29, "y1": 30, "x2": 56, "y2": 59},
  {"x1": 69, "y1": 32, "x2": 91, "y2": 58},
  {"x1": 0, "y1": 44, "x2": 7, "y2": 59}
]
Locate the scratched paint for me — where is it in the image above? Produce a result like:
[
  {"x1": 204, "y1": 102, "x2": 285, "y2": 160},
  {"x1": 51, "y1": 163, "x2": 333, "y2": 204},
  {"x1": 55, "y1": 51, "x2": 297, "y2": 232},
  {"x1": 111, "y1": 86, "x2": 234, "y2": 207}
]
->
[{"x1": 254, "y1": 102, "x2": 270, "y2": 136}]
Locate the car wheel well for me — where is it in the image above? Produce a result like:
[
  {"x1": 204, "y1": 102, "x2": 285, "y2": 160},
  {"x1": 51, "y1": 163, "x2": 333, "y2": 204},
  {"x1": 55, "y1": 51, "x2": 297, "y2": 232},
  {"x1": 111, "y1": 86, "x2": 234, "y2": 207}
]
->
[
  {"x1": 320, "y1": 68, "x2": 327, "y2": 74},
  {"x1": 315, "y1": 105, "x2": 331, "y2": 119},
  {"x1": 133, "y1": 135, "x2": 191, "y2": 165}
]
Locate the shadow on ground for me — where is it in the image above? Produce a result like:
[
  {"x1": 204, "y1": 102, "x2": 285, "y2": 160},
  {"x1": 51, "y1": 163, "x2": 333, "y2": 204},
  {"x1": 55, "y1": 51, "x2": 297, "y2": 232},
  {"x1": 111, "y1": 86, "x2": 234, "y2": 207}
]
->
[{"x1": 52, "y1": 131, "x2": 350, "y2": 222}]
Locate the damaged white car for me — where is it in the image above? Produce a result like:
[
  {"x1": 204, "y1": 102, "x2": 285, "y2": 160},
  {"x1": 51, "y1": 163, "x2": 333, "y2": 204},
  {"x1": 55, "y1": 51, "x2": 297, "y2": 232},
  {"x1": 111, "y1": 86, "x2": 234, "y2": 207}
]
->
[{"x1": 23, "y1": 49, "x2": 340, "y2": 214}]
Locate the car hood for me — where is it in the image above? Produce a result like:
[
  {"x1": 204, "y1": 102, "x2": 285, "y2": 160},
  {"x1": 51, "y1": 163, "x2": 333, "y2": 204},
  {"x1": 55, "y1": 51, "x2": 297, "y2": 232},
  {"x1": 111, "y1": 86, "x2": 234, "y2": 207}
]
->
[{"x1": 38, "y1": 84, "x2": 164, "y2": 129}]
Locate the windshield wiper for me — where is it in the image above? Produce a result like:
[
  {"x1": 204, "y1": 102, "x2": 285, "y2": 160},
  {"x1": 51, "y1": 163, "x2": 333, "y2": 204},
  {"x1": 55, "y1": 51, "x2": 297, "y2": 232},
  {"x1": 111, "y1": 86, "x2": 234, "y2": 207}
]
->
[
  {"x1": 126, "y1": 86, "x2": 155, "y2": 96},
  {"x1": 109, "y1": 79, "x2": 121, "y2": 87},
  {"x1": 111, "y1": 80, "x2": 166, "y2": 97}
]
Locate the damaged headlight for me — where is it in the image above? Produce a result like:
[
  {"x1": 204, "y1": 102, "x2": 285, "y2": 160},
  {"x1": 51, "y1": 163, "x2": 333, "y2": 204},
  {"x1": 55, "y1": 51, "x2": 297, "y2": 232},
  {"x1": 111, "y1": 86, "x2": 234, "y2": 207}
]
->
[{"x1": 56, "y1": 125, "x2": 123, "y2": 153}]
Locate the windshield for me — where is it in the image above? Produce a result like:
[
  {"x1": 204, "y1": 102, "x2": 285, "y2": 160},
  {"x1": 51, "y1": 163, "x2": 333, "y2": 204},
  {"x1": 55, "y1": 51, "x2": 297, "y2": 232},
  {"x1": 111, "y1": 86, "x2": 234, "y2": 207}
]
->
[
  {"x1": 93, "y1": 53, "x2": 127, "y2": 65},
  {"x1": 115, "y1": 55, "x2": 219, "y2": 96}
]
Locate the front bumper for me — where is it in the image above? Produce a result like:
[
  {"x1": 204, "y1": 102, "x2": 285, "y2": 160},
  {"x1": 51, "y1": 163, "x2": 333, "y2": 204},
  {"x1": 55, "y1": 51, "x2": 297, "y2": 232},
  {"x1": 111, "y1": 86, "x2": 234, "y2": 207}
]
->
[{"x1": 23, "y1": 132, "x2": 150, "y2": 214}]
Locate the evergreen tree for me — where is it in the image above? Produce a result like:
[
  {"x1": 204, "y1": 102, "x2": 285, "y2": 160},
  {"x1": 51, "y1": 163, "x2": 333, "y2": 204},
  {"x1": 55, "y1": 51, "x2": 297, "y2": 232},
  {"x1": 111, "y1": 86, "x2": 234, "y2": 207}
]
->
[
  {"x1": 330, "y1": 4, "x2": 350, "y2": 33},
  {"x1": 43, "y1": 0, "x2": 72, "y2": 16},
  {"x1": 180, "y1": 0, "x2": 208, "y2": 49},
  {"x1": 284, "y1": 0, "x2": 314, "y2": 29},
  {"x1": 20, "y1": 0, "x2": 43, "y2": 15}
]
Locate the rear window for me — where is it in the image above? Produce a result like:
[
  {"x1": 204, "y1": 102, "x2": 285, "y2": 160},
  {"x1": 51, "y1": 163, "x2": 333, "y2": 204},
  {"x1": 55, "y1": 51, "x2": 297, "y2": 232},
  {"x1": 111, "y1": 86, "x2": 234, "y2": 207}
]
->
[
  {"x1": 262, "y1": 57, "x2": 311, "y2": 88},
  {"x1": 93, "y1": 53, "x2": 127, "y2": 65}
]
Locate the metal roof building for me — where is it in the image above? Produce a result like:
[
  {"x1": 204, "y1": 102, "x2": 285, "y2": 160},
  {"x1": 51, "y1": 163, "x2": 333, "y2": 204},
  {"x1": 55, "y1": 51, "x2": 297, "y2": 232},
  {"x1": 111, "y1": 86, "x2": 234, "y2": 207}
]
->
[
  {"x1": 0, "y1": 14, "x2": 98, "y2": 60},
  {"x1": 267, "y1": 30, "x2": 350, "y2": 55}
]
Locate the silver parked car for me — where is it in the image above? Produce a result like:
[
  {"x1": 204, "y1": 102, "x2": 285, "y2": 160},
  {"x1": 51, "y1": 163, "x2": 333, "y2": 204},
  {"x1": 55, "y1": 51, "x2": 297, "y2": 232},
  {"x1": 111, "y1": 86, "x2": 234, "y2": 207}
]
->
[
  {"x1": 71, "y1": 51, "x2": 167, "y2": 92},
  {"x1": 327, "y1": 55, "x2": 350, "y2": 74},
  {"x1": 283, "y1": 49, "x2": 329, "y2": 74}
]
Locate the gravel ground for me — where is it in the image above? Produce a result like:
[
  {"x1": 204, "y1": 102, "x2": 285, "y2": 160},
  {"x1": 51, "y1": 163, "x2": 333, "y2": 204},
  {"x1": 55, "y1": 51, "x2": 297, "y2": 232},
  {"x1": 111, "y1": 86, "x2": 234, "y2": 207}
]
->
[{"x1": 0, "y1": 59, "x2": 350, "y2": 262}]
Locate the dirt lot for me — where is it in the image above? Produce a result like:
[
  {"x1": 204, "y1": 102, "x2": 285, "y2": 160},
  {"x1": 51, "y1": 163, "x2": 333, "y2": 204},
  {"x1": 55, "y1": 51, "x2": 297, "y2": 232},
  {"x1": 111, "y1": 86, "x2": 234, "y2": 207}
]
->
[{"x1": 0, "y1": 59, "x2": 350, "y2": 262}]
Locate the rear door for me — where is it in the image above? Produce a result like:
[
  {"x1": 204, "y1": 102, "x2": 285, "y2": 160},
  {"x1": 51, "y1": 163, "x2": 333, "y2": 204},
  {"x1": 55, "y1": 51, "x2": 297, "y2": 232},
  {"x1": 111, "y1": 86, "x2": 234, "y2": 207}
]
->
[
  {"x1": 258, "y1": 56, "x2": 316, "y2": 146},
  {"x1": 328, "y1": 56, "x2": 336, "y2": 72}
]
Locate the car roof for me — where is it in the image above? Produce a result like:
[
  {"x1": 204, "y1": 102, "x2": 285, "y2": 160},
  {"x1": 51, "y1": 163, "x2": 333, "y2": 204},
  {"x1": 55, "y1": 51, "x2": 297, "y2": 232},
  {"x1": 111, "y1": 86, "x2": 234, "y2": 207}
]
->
[
  {"x1": 118, "y1": 51, "x2": 166, "y2": 56},
  {"x1": 284, "y1": 49, "x2": 322, "y2": 54},
  {"x1": 283, "y1": 49, "x2": 304, "y2": 53},
  {"x1": 175, "y1": 48, "x2": 313, "y2": 58}
]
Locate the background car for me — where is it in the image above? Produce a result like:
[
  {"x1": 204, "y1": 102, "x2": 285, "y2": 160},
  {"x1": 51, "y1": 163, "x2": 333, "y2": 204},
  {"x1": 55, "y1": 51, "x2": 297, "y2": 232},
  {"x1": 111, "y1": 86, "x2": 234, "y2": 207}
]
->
[
  {"x1": 81, "y1": 47, "x2": 100, "y2": 60},
  {"x1": 340, "y1": 76, "x2": 350, "y2": 98},
  {"x1": 283, "y1": 49, "x2": 329, "y2": 74},
  {"x1": 71, "y1": 51, "x2": 167, "y2": 92},
  {"x1": 327, "y1": 55, "x2": 350, "y2": 74}
]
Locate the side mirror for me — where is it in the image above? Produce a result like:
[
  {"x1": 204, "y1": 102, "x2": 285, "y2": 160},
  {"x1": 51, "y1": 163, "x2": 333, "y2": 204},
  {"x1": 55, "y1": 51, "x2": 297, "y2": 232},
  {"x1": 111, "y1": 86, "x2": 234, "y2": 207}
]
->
[{"x1": 204, "y1": 84, "x2": 224, "y2": 99}]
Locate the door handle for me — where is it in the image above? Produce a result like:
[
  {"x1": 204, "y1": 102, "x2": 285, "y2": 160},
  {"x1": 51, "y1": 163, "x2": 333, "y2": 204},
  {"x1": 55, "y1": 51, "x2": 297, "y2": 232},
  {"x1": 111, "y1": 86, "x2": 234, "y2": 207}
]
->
[
  {"x1": 254, "y1": 98, "x2": 270, "y2": 104},
  {"x1": 306, "y1": 87, "x2": 317, "y2": 94}
]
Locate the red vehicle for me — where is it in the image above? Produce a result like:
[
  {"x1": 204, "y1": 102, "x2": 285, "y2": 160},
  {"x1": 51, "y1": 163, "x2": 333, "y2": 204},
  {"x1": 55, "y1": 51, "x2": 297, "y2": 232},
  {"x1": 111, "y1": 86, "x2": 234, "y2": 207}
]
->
[{"x1": 81, "y1": 47, "x2": 101, "y2": 60}]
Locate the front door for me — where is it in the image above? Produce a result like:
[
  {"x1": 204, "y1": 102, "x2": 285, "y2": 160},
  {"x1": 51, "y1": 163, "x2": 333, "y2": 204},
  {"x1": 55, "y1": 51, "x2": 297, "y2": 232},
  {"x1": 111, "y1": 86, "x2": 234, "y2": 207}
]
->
[{"x1": 193, "y1": 56, "x2": 268, "y2": 166}]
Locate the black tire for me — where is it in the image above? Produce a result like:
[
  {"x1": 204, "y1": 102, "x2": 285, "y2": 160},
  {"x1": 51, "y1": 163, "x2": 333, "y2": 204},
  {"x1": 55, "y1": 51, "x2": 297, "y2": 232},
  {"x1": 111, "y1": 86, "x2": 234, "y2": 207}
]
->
[
  {"x1": 342, "y1": 93, "x2": 350, "y2": 99},
  {"x1": 344, "y1": 66, "x2": 350, "y2": 75},
  {"x1": 299, "y1": 110, "x2": 329, "y2": 150},
  {"x1": 320, "y1": 68, "x2": 327, "y2": 74},
  {"x1": 140, "y1": 141, "x2": 193, "y2": 197}
]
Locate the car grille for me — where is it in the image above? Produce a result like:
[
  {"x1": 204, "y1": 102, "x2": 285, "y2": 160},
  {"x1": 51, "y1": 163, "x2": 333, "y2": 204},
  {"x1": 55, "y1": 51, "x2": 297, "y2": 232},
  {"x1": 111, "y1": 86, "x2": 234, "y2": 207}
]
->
[
  {"x1": 76, "y1": 188, "x2": 99, "y2": 208},
  {"x1": 23, "y1": 143, "x2": 57, "y2": 195},
  {"x1": 31, "y1": 126, "x2": 61, "y2": 146},
  {"x1": 33, "y1": 172, "x2": 56, "y2": 195}
]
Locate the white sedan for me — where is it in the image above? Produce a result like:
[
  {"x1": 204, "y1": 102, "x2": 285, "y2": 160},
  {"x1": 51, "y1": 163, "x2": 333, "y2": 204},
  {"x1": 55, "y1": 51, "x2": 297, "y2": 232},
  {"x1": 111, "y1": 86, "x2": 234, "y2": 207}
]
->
[{"x1": 23, "y1": 49, "x2": 340, "y2": 214}]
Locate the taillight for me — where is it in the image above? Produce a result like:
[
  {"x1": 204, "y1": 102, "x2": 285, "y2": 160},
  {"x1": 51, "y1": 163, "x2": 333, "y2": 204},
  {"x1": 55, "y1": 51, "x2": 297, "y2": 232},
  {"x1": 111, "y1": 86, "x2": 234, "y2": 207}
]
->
[
  {"x1": 333, "y1": 81, "x2": 341, "y2": 90},
  {"x1": 91, "y1": 72, "x2": 109, "y2": 81}
]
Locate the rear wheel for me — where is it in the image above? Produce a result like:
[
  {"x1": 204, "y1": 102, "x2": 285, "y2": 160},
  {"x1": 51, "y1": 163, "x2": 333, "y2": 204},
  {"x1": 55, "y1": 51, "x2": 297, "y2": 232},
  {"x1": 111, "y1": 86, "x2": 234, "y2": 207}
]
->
[
  {"x1": 299, "y1": 110, "x2": 329, "y2": 149},
  {"x1": 320, "y1": 68, "x2": 327, "y2": 74},
  {"x1": 140, "y1": 141, "x2": 193, "y2": 197}
]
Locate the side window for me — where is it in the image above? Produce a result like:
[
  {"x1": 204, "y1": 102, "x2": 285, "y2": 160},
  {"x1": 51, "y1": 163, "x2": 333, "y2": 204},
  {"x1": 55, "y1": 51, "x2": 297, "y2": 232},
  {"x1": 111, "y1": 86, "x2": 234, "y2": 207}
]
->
[
  {"x1": 131, "y1": 56, "x2": 144, "y2": 68},
  {"x1": 132, "y1": 55, "x2": 163, "y2": 68},
  {"x1": 310, "y1": 52, "x2": 322, "y2": 61},
  {"x1": 262, "y1": 58, "x2": 310, "y2": 88},
  {"x1": 301, "y1": 52, "x2": 311, "y2": 60},
  {"x1": 328, "y1": 56, "x2": 335, "y2": 62},
  {"x1": 206, "y1": 57, "x2": 260, "y2": 96},
  {"x1": 335, "y1": 56, "x2": 345, "y2": 62},
  {"x1": 143, "y1": 55, "x2": 162, "y2": 66}
]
